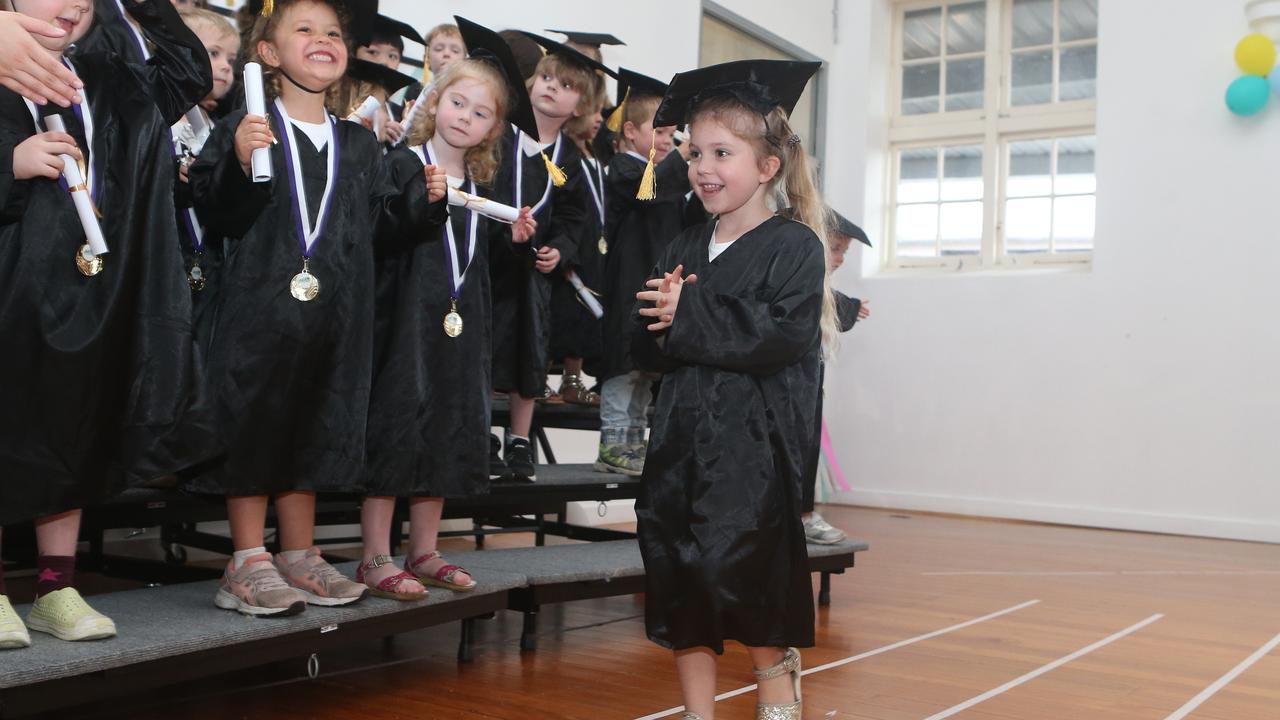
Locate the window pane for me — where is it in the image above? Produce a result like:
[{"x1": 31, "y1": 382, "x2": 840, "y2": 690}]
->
[
  {"x1": 946, "y1": 2, "x2": 985, "y2": 55},
  {"x1": 1008, "y1": 140, "x2": 1052, "y2": 197},
  {"x1": 1056, "y1": 136, "x2": 1096, "y2": 195},
  {"x1": 942, "y1": 146, "x2": 983, "y2": 201},
  {"x1": 1053, "y1": 195, "x2": 1095, "y2": 252},
  {"x1": 1011, "y1": 50, "x2": 1053, "y2": 105},
  {"x1": 940, "y1": 201, "x2": 983, "y2": 255},
  {"x1": 1059, "y1": 45, "x2": 1098, "y2": 101},
  {"x1": 945, "y1": 58, "x2": 985, "y2": 111},
  {"x1": 899, "y1": 148, "x2": 939, "y2": 203},
  {"x1": 902, "y1": 62, "x2": 941, "y2": 115},
  {"x1": 904, "y1": 7, "x2": 942, "y2": 60},
  {"x1": 1012, "y1": 0, "x2": 1054, "y2": 48},
  {"x1": 896, "y1": 204, "x2": 939, "y2": 257},
  {"x1": 1060, "y1": 0, "x2": 1099, "y2": 41},
  {"x1": 1006, "y1": 197, "x2": 1052, "y2": 253}
]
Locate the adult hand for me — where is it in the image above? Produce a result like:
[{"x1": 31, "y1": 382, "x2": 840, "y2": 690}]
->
[{"x1": 0, "y1": 12, "x2": 83, "y2": 107}]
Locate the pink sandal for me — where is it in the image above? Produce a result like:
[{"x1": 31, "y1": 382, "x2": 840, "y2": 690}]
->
[
  {"x1": 357, "y1": 555, "x2": 429, "y2": 601},
  {"x1": 408, "y1": 551, "x2": 477, "y2": 592}
]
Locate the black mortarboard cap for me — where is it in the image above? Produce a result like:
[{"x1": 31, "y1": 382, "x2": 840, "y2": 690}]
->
[
  {"x1": 346, "y1": 58, "x2": 416, "y2": 95},
  {"x1": 545, "y1": 29, "x2": 625, "y2": 47},
  {"x1": 653, "y1": 59, "x2": 820, "y2": 128},
  {"x1": 519, "y1": 31, "x2": 617, "y2": 78},
  {"x1": 617, "y1": 68, "x2": 668, "y2": 99},
  {"x1": 455, "y1": 16, "x2": 539, "y2": 140},
  {"x1": 372, "y1": 14, "x2": 424, "y2": 46},
  {"x1": 829, "y1": 208, "x2": 872, "y2": 247},
  {"x1": 250, "y1": 0, "x2": 379, "y2": 48}
]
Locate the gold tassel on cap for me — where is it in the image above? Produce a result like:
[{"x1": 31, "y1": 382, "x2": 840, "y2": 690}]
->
[
  {"x1": 542, "y1": 151, "x2": 567, "y2": 187},
  {"x1": 260, "y1": 0, "x2": 274, "y2": 16},
  {"x1": 636, "y1": 128, "x2": 657, "y2": 200},
  {"x1": 605, "y1": 87, "x2": 631, "y2": 133}
]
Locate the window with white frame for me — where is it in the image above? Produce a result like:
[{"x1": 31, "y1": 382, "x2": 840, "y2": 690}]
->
[{"x1": 887, "y1": 0, "x2": 1098, "y2": 270}]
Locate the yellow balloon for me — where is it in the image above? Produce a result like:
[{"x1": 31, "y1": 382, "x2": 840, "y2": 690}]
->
[{"x1": 1236, "y1": 33, "x2": 1278, "y2": 76}]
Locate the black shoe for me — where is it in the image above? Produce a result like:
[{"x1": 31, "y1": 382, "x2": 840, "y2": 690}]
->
[
  {"x1": 489, "y1": 434, "x2": 510, "y2": 481},
  {"x1": 504, "y1": 437, "x2": 537, "y2": 483}
]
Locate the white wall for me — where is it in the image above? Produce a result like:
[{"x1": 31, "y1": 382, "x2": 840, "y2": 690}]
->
[{"x1": 825, "y1": 0, "x2": 1280, "y2": 543}]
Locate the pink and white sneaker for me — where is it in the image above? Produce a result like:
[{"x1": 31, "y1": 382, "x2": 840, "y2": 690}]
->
[
  {"x1": 214, "y1": 553, "x2": 307, "y2": 617},
  {"x1": 275, "y1": 548, "x2": 368, "y2": 607}
]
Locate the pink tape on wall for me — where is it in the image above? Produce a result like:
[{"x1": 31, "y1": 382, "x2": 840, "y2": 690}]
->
[{"x1": 820, "y1": 419, "x2": 852, "y2": 492}]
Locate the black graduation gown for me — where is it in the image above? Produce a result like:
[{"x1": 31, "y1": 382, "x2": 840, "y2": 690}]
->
[
  {"x1": 600, "y1": 151, "x2": 690, "y2": 382},
  {"x1": 548, "y1": 153, "x2": 605, "y2": 367},
  {"x1": 186, "y1": 112, "x2": 443, "y2": 496},
  {"x1": 77, "y1": 0, "x2": 151, "y2": 66},
  {"x1": 632, "y1": 217, "x2": 824, "y2": 654},
  {"x1": 364, "y1": 148, "x2": 492, "y2": 499},
  {"x1": 801, "y1": 289, "x2": 863, "y2": 513},
  {"x1": 174, "y1": 149, "x2": 222, "y2": 357},
  {"x1": 0, "y1": 0, "x2": 215, "y2": 525},
  {"x1": 488, "y1": 127, "x2": 585, "y2": 397}
]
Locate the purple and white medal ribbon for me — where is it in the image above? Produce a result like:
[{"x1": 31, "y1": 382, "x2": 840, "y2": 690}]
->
[
  {"x1": 419, "y1": 141, "x2": 477, "y2": 337},
  {"x1": 272, "y1": 98, "x2": 340, "y2": 302}
]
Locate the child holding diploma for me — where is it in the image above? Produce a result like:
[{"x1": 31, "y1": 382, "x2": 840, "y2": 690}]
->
[
  {"x1": 0, "y1": 0, "x2": 213, "y2": 647},
  {"x1": 188, "y1": 0, "x2": 447, "y2": 617},
  {"x1": 359, "y1": 17, "x2": 537, "y2": 599}
]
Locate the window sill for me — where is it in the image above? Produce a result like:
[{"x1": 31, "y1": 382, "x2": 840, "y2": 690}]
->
[{"x1": 870, "y1": 258, "x2": 1092, "y2": 278}]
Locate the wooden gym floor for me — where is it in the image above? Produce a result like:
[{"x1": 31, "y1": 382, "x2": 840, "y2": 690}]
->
[{"x1": 55, "y1": 505, "x2": 1280, "y2": 720}]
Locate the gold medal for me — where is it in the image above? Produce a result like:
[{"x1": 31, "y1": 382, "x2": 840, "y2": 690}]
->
[
  {"x1": 598, "y1": 236, "x2": 608, "y2": 255},
  {"x1": 443, "y1": 298, "x2": 463, "y2": 337},
  {"x1": 290, "y1": 258, "x2": 320, "y2": 302},
  {"x1": 76, "y1": 243, "x2": 103, "y2": 277},
  {"x1": 188, "y1": 258, "x2": 205, "y2": 291}
]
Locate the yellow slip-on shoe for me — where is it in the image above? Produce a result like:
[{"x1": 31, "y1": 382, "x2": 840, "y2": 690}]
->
[{"x1": 26, "y1": 587, "x2": 116, "y2": 642}]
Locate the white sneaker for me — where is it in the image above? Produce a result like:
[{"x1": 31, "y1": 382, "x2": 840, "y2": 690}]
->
[{"x1": 803, "y1": 512, "x2": 847, "y2": 545}]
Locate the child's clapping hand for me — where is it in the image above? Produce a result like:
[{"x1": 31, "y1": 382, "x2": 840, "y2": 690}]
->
[
  {"x1": 235, "y1": 114, "x2": 273, "y2": 176},
  {"x1": 12, "y1": 131, "x2": 80, "y2": 180},
  {"x1": 512, "y1": 206, "x2": 536, "y2": 244},
  {"x1": 637, "y1": 264, "x2": 697, "y2": 332},
  {"x1": 423, "y1": 164, "x2": 447, "y2": 204}
]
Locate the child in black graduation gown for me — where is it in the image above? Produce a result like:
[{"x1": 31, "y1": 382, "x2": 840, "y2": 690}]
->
[
  {"x1": 597, "y1": 71, "x2": 688, "y2": 476},
  {"x1": 0, "y1": 0, "x2": 212, "y2": 646},
  {"x1": 173, "y1": 7, "x2": 240, "y2": 354},
  {"x1": 188, "y1": 0, "x2": 447, "y2": 617},
  {"x1": 359, "y1": 19, "x2": 537, "y2": 599},
  {"x1": 630, "y1": 60, "x2": 833, "y2": 720},
  {"x1": 485, "y1": 33, "x2": 597, "y2": 482}
]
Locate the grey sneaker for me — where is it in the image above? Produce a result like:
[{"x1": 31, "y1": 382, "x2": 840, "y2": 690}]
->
[
  {"x1": 626, "y1": 427, "x2": 648, "y2": 460},
  {"x1": 214, "y1": 554, "x2": 307, "y2": 616},
  {"x1": 803, "y1": 512, "x2": 846, "y2": 545},
  {"x1": 594, "y1": 443, "x2": 644, "y2": 476},
  {"x1": 275, "y1": 547, "x2": 369, "y2": 607}
]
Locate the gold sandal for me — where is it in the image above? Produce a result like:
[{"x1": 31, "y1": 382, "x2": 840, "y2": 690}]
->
[
  {"x1": 560, "y1": 374, "x2": 600, "y2": 406},
  {"x1": 752, "y1": 647, "x2": 801, "y2": 720}
]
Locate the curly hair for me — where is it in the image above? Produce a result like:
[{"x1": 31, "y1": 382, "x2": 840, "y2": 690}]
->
[{"x1": 247, "y1": 0, "x2": 351, "y2": 107}]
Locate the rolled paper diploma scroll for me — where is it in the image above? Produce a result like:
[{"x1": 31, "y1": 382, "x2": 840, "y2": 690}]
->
[
  {"x1": 349, "y1": 95, "x2": 380, "y2": 124},
  {"x1": 43, "y1": 115, "x2": 108, "y2": 256},
  {"x1": 243, "y1": 62, "x2": 272, "y2": 183},
  {"x1": 448, "y1": 187, "x2": 519, "y2": 224},
  {"x1": 566, "y1": 270, "x2": 604, "y2": 319},
  {"x1": 393, "y1": 81, "x2": 434, "y2": 146},
  {"x1": 183, "y1": 106, "x2": 211, "y2": 155}
]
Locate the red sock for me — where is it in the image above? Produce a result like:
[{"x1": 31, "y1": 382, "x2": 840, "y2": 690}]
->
[{"x1": 35, "y1": 555, "x2": 75, "y2": 597}]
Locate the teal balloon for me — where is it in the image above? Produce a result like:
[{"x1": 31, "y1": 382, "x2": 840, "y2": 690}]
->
[{"x1": 1226, "y1": 75, "x2": 1270, "y2": 116}]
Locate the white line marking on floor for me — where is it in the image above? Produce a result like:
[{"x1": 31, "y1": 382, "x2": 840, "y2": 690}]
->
[
  {"x1": 921, "y1": 614, "x2": 1165, "y2": 720},
  {"x1": 632, "y1": 599, "x2": 1042, "y2": 720},
  {"x1": 1163, "y1": 631, "x2": 1280, "y2": 720},
  {"x1": 921, "y1": 570, "x2": 1280, "y2": 577}
]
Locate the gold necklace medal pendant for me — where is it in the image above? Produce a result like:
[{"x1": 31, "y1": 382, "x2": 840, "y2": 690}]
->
[
  {"x1": 290, "y1": 257, "x2": 320, "y2": 302},
  {"x1": 598, "y1": 236, "x2": 608, "y2": 255},
  {"x1": 76, "y1": 242, "x2": 103, "y2": 277},
  {"x1": 188, "y1": 256, "x2": 205, "y2": 291},
  {"x1": 443, "y1": 298, "x2": 463, "y2": 338}
]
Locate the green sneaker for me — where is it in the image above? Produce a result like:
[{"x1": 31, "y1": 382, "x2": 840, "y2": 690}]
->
[
  {"x1": 626, "y1": 427, "x2": 649, "y2": 460},
  {"x1": 26, "y1": 587, "x2": 116, "y2": 642},
  {"x1": 593, "y1": 443, "x2": 644, "y2": 476},
  {"x1": 0, "y1": 595, "x2": 31, "y2": 649}
]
